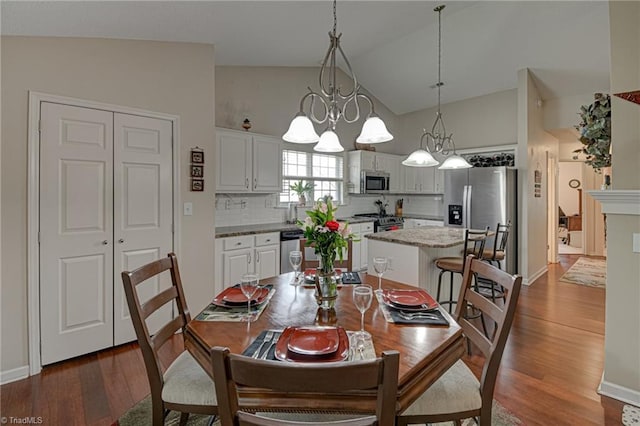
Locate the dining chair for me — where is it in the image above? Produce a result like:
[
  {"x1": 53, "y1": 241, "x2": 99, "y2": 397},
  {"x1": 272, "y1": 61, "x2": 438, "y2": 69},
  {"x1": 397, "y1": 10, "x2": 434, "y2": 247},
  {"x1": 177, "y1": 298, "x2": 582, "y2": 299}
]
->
[
  {"x1": 121, "y1": 253, "x2": 218, "y2": 426},
  {"x1": 396, "y1": 255, "x2": 522, "y2": 426},
  {"x1": 211, "y1": 347, "x2": 400, "y2": 426},
  {"x1": 300, "y1": 238, "x2": 353, "y2": 271}
]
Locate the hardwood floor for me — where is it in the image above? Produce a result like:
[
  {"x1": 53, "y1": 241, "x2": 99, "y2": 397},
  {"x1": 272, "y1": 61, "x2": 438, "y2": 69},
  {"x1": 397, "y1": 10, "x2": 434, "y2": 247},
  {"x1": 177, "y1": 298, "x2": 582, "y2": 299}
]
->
[{"x1": 0, "y1": 255, "x2": 626, "y2": 425}]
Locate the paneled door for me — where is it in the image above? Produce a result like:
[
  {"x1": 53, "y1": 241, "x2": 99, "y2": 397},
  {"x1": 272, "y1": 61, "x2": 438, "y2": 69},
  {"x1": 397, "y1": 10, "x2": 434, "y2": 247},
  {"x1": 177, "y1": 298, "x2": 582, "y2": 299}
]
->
[
  {"x1": 39, "y1": 103, "x2": 173, "y2": 365},
  {"x1": 112, "y1": 113, "x2": 173, "y2": 345}
]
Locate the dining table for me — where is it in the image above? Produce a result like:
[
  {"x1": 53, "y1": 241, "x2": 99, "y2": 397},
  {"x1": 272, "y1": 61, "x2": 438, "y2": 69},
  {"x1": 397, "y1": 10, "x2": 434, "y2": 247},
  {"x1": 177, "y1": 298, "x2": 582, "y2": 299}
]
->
[{"x1": 184, "y1": 272, "x2": 465, "y2": 414}]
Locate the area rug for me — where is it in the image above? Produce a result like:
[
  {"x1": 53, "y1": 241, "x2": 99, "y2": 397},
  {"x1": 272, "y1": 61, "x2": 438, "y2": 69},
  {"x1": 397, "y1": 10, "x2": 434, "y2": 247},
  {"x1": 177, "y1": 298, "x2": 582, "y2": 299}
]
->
[
  {"x1": 623, "y1": 404, "x2": 640, "y2": 425},
  {"x1": 115, "y1": 396, "x2": 520, "y2": 426},
  {"x1": 114, "y1": 396, "x2": 219, "y2": 426},
  {"x1": 559, "y1": 256, "x2": 606, "y2": 288}
]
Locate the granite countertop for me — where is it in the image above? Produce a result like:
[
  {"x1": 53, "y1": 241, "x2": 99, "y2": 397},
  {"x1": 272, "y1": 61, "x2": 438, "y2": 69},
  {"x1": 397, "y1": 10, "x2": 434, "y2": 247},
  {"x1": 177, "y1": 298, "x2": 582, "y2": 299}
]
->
[
  {"x1": 367, "y1": 227, "x2": 483, "y2": 248},
  {"x1": 215, "y1": 216, "x2": 375, "y2": 238},
  {"x1": 400, "y1": 214, "x2": 444, "y2": 221}
]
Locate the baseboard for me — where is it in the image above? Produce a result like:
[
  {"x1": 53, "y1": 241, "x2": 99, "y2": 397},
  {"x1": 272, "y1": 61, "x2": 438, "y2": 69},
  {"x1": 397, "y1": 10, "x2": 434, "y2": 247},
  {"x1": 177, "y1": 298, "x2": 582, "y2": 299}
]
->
[
  {"x1": 599, "y1": 379, "x2": 640, "y2": 406},
  {"x1": 0, "y1": 365, "x2": 29, "y2": 385},
  {"x1": 523, "y1": 265, "x2": 548, "y2": 286}
]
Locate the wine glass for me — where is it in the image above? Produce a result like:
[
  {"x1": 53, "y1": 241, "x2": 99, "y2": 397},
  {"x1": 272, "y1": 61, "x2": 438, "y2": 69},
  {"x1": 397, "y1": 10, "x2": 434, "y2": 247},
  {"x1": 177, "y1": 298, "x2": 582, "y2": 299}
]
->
[
  {"x1": 373, "y1": 257, "x2": 388, "y2": 294},
  {"x1": 289, "y1": 250, "x2": 302, "y2": 285},
  {"x1": 352, "y1": 284, "x2": 373, "y2": 341},
  {"x1": 240, "y1": 274, "x2": 259, "y2": 322}
]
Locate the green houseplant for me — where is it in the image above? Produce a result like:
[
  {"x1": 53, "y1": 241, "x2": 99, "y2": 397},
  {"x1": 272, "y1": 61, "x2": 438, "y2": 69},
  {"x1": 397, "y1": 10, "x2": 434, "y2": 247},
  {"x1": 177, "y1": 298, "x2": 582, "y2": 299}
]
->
[
  {"x1": 289, "y1": 180, "x2": 314, "y2": 206},
  {"x1": 574, "y1": 93, "x2": 611, "y2": 173}
]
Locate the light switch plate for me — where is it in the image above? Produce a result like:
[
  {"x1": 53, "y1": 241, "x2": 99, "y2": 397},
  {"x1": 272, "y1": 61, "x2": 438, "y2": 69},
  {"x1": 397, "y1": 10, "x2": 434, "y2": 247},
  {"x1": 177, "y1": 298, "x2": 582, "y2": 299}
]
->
[
  {"x1": 183, "y1": 202, "x2": 193, "y2": 216},
  {"x1": 633, "y1": 233, "x2": 640, "y2": 253}
]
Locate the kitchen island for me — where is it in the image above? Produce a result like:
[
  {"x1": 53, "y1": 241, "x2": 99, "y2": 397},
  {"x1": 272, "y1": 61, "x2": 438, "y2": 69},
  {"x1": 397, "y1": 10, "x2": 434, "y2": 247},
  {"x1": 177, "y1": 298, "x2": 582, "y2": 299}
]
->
[{"x1": 366, "y1": 227, "x2": 480, "y2": 299}]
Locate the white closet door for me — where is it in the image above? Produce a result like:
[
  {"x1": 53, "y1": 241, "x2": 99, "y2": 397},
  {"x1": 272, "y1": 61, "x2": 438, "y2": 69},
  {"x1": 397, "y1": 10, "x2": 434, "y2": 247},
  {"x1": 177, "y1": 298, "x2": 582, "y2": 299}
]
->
[
  {"x1": 113, "y1": 113, "x2": 173, "y2": 345},
  {"x1": 40, "y1": 102, "x2": 115, "y2": 365}
]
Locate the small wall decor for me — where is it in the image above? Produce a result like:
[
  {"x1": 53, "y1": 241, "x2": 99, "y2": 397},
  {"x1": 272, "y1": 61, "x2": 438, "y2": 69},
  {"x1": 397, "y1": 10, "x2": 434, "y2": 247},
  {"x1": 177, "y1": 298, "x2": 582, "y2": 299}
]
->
[
  {"x1": 534, "y1": 169, "x2": 542, "y2": 198},
  {"x1": 190, "y1": 147, "x2": 205, "y2": 191},
  {"x1": 614, "y1": 90, "x2": 640, "y2": 106},
  {"x1": 191, "y1": 179, "x2": 204, "y2": 192},
  {"x1": 242, "y1": 118, "x2": 252, "y2": 131},
  {"x1": 467, "y1": 152, "x2": 514, "y2": 167}
]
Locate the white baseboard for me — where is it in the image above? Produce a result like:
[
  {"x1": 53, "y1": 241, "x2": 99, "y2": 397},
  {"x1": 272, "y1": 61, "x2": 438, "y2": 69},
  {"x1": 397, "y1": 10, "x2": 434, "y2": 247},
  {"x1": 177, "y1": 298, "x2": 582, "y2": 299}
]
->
[
  {"x1": 523, "y1": 265, "x2": 548, "y2": 286},
  {"x1": 599, "y1": 379, "x2": 640, "y2": 406},
  {"x1": 0, "y1": 365, "x2": 29, "y2": 385}
]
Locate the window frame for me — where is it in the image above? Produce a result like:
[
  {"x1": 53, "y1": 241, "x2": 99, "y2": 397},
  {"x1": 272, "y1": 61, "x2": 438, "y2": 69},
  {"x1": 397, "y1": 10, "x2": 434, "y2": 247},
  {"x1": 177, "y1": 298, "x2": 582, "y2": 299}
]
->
[{"x1": 279, "y1": 149, "x2": 344, "y2": 206}]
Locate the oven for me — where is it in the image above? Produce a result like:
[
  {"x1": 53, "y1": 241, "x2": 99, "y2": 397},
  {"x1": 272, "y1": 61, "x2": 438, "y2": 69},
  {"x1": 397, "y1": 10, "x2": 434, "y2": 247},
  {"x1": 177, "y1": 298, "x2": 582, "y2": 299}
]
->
[
  {"x1": 280, "y1": 229, "x2": 304, "y2": 273},
  {"x1": 353, "y1": 213, "x2": 404, "y2": 232},
  {"x1": 361, "y1": 171, "x2": 390, "y2": 194}
]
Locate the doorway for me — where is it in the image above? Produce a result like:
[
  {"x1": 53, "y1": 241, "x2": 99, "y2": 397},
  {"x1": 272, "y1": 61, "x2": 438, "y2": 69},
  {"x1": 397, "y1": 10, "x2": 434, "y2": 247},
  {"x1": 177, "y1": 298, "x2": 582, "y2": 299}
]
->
[{"x1": 557, "y1": 162, "x2": 584, "y2": 255}]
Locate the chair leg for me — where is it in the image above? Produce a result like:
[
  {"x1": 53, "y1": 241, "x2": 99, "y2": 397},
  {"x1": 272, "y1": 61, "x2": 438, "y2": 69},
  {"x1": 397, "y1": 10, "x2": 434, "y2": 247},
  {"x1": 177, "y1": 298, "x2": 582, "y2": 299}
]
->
[
  {"x1": 179, "y1": 412, "x2": 190, "y2": 426},
  {"x1": 448, "y1": 271, "x2": 455, "y2": 313},
  {"x1": 437, "y1": 269, "x2": 444, "y2": 303}
]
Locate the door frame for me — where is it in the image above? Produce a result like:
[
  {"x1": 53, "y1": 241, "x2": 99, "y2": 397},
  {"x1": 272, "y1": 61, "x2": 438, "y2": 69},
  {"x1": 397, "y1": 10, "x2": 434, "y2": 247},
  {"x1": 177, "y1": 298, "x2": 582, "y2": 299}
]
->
[{"x1": 27, "y1": 91, "x2": 182, "y2": 375}]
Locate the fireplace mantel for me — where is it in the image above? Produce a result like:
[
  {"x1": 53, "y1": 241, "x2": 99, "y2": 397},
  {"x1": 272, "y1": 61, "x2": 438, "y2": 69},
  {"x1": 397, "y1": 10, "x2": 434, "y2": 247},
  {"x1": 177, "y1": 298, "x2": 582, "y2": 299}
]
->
[{"x1": 587, "y1": 190, "x2": 640, "y2": 215}]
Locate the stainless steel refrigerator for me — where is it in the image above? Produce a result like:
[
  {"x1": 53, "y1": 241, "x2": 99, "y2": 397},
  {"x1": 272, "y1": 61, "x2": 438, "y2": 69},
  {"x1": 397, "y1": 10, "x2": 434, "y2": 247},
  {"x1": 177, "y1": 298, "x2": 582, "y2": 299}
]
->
[{"x1": 444, "y1": 166, "x2": 518, "y2": 273}]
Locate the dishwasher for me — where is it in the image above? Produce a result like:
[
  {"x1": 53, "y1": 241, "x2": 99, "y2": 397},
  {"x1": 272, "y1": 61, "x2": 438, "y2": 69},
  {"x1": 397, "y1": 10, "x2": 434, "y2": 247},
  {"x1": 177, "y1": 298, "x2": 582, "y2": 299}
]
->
[{"x1": 280, "y1": 229, "x2": 304, "y2": 273}]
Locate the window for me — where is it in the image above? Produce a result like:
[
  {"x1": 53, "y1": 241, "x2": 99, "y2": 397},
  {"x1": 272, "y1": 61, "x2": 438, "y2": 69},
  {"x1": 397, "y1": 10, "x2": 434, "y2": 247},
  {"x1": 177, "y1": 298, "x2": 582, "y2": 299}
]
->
[{"x1": 280, "y1": 149, "x2": 344, "y2": 205}]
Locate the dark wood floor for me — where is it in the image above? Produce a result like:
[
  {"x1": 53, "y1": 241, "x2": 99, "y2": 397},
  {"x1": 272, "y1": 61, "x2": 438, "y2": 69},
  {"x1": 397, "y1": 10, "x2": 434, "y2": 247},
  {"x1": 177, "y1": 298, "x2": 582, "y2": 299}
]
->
[{"x1": 1, "y1": 255, "x2": 625, "y2": 425}]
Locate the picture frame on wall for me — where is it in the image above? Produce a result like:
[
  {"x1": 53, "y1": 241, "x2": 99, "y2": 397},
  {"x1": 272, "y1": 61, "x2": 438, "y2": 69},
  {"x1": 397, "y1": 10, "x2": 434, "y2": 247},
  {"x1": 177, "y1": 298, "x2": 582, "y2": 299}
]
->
[
  {"x1": 190, "y1": 165, "x2": 204, "y2": 178},
  {"x1": 191, "y1": 179, "x2": 204, "y2": 192},
  {"x1": 191, "y1": 150, "x2": 204, "y2": 164}
]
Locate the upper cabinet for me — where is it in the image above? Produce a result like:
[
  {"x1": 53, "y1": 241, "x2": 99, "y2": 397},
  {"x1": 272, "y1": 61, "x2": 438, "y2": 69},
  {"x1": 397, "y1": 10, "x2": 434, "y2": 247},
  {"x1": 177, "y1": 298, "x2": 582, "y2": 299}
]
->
[
  {"x1": 401, "y1": 166, "x2": 445, "y2": 194},
  {"x1": 216, "y1": 128, "x2": 282, "y2": 193},
  {"x1": 347, "y1": 150, "x2": 402, "y2": 193}
]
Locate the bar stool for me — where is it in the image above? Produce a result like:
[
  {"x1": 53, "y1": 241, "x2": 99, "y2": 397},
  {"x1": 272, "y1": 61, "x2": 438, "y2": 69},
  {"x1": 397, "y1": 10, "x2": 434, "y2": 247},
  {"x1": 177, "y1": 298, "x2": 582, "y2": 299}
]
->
[
  {"x1": 435, "y1": 227, "x2": 490, "y2": 313},
  {"x1": 474, "y1": 221, "x2": 511, "y2": 302}
]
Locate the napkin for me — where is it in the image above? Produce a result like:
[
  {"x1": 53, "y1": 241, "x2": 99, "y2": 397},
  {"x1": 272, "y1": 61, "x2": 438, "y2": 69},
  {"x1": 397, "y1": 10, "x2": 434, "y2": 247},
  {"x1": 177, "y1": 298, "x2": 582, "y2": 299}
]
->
[{"x1": 242, "y1": 330, "x2": 281, "y2": 360}]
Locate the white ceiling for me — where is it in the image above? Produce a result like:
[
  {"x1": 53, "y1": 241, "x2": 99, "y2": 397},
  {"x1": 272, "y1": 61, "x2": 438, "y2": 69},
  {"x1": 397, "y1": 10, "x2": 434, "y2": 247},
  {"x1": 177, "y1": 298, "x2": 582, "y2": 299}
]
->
[{"x1": 1, "y1": 1, "x2": 611, "y2": 115}]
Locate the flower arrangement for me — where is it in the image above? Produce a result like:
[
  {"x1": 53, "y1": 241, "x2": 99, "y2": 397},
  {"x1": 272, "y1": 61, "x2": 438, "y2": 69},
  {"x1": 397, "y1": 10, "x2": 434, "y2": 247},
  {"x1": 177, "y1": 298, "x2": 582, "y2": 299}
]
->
[
  {"x1": 574, "y1": 93, "x2": 611, "y2": 172},
  {"x1": 299, "y1": 198, "x2": 355, "y2": 274}
]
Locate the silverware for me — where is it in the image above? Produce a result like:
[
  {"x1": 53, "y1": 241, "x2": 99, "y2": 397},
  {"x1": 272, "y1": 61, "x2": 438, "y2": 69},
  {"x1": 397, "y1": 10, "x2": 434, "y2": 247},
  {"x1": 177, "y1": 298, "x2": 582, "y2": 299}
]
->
[
  {"x1": 252, "y1": 330, "x2": 274, "y2": 358},
  {"x1": 260, "y1": 332, "x2": 280, "y2": 360},
  {"x1": 397, "y1": 311, "x2": 439, "y2": 320}
]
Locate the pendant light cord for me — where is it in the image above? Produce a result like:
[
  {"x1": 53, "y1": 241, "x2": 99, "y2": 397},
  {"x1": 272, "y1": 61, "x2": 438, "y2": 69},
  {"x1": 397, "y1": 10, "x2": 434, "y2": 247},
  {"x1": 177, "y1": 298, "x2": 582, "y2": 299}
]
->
[{"x1": 435, "y1": 4, "x2": 444, "y2": 115}]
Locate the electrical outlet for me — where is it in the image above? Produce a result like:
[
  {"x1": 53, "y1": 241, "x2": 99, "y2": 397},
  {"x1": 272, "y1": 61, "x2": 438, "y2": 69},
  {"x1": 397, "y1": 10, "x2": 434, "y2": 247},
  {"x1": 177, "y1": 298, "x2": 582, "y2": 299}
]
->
[
  {"x1": 183, "y1": 202, "x2": 193, "y2": 216},
  {"x1": 225, "y1": 199, "x2": 231, "y2": 210}
]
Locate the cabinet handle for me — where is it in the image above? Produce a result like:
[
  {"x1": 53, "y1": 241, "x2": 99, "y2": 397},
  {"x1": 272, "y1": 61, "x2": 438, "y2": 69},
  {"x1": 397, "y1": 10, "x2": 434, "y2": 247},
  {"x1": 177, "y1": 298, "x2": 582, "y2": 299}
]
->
[
  {"x1": 236, "y1": 242, "x2": 242, "y2": 246},
  {"x1": 248, "y1": 254, "x2": 251, "y2": 264},
  {"x1": 265, "y1": 239, "x2": 271, "y2": 242},
  {"x1": 102, "y1": 240, "x2": 108, "y2": 245},
  {"x1": 118, "y1": 238, "x2": 125, "y2": 244},
  {"x1": 254, "y1": 178, "x2": 257, "y2": 189},
  {"x1": 256, "y1": 252, "x2": 260, "y2": 262},
  {"x1": 246, "y1": 177, "x2": 249, "y2": 189}
]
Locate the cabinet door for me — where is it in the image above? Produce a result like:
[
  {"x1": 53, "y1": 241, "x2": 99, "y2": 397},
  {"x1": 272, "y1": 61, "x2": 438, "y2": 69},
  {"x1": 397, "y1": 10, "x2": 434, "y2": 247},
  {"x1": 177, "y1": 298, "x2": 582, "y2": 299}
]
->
[
  {"x1": 216, "y1": 130, "x2": 252, "y2": 192},
  {"x1": 252, "y1": 135, "x2": 282, "y2": 192},
  {"x1": 434, "y1": 168, "x2": 445, "y2": 193},
  {"x1": 223, "y1": 248, "x2": 252, "y2": 287},
  {"x1": 362, "y1": 151, "x2": 376, "y2": 171},
  {"x1": 360, "y1": 222, "x2": 374, "y2": 270},
  {"x1": 403, "y1": 167, "x2": 420, "y2": 192},
  {"x1": 350, "y1": 224, "x2": 361, "y2": 271},
  {"x1": 255, "y1": 245, "x2": 280, "y2": 279},
  {"x1": 418, "y1": 168, "x2": 436, "y2": 193}
]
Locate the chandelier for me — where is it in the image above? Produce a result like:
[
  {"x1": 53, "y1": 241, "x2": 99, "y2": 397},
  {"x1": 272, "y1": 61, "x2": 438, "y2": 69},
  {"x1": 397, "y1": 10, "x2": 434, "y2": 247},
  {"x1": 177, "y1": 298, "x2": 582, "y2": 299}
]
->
[
  {"x1": 282, "y1": 0, "x2": 393, "y2": 152},
  {"x1": 402, "y1": 5, "x2": 471, "y2": 169}
]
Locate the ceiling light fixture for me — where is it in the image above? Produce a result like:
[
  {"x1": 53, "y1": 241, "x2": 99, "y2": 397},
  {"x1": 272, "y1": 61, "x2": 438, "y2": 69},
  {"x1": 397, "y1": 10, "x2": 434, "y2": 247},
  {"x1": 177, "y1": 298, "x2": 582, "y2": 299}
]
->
[
  {"x1": 282, "y1": 0, "x2": 393, "y2": 152},
  {"x1": 403, "y1": 5, "x2": 471, "y2": 169}
]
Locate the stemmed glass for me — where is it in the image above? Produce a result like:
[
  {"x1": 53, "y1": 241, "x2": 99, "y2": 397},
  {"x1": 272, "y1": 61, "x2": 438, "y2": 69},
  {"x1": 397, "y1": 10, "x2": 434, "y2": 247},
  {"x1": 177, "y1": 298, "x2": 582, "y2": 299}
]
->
[
  {"x1": 352, "y1": 284, "x2": 373, "y2": 341},
  {"x1": 240, "y1": 274, "x2": 259, "y2": 322},
  {"x1": 289, "y1": 250, "x2": 302, "y2": 285},
  {"x1": 373, "y1": 257, "x2": 388, "y2": 294}
]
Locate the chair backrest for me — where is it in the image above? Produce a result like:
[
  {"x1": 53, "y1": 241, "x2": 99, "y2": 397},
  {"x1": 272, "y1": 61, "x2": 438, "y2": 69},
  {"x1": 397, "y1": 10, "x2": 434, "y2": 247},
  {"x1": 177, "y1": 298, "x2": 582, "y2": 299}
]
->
[
  {"x1": 462, "y1": 227, "x2": 489, "y2": 261},
  {"x1": 300, "y1": 238, "x2": 353, "y2": 271},
  {"x1": 211, "y1": 347, "x2": 400, "y2": 426},
  {"x1": 454, "y1": 255, "x2": 522, "y2": 413},
  {"x1": 121, "y1": 253, "x2": 191, "y2": 402},
  {"x1": 490, "y1": 221, "x2": 511, "y2": 259}
]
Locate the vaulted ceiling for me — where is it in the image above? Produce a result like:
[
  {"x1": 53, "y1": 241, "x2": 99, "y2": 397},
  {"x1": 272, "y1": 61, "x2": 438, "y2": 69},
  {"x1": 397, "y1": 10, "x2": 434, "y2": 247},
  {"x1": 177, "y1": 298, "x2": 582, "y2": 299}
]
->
[{"x1": 1, "y1": 1, "x2": 611, "y2": 115}]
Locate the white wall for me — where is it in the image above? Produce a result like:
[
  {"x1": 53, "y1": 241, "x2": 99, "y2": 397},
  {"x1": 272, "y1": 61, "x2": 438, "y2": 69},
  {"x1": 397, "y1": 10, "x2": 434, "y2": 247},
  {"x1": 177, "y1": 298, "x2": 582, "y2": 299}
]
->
[
  {"x1": 558, "y1": 162, "x2": 583, "y2": 216},
  {"x1": 1, "y1": 37, "x2": 216, "y2": 374}
]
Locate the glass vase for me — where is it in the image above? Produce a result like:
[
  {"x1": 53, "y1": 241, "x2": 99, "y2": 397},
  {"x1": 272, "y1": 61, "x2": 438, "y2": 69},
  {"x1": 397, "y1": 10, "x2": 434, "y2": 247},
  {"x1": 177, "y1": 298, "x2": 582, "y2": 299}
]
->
[{"x1": 314, "y1": 267, "x2": 338, "y2": 310}]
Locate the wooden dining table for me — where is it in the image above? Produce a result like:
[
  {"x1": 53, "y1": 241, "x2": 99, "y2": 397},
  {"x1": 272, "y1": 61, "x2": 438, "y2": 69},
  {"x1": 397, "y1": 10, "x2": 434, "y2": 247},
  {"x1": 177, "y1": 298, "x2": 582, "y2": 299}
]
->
[{"x1": 184, "y1": 272, "x2": 465, "y2": 414}]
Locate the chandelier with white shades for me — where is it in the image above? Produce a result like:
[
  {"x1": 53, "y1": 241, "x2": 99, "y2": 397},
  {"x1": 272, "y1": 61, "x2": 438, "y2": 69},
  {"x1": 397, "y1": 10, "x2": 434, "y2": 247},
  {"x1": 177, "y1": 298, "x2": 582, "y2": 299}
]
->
[
  {"x1": 403, "y1": 5, "x2": 472, "y2": 170},
  {"x1": 282, "y1": 0, "x2": 393, "y2": 152}
]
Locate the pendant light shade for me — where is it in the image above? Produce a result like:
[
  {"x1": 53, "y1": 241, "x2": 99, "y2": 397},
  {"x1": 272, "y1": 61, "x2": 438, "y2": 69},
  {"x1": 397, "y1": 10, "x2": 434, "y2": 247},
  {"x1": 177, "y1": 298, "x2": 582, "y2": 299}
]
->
[
  {"x1": 314, "y1": 129, "x2": 344, "y2": 152},
  {"x1": 282, "y1": 113, "x2": 320, "y2": 143},
  {"x1": 438, "y1": 154, "x2": 472, "y2": 169},
  {"x1": 402, "y1": 149, "x2": 439, "y2": 167},
  {"x1": 356, "y1": 114, "x2": 393, "y2": 144}
]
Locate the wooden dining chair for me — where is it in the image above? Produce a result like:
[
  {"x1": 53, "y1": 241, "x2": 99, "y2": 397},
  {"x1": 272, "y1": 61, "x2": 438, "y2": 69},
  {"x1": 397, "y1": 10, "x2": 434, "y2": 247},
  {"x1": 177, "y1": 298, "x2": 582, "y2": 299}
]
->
[
  {"x1": 396, "y1": 255, "x2": 522, "y2": 426},
  {"x1": 211, "y1": 347, "x2": 400, "y2": 426},
  {"x1": 121, "y1": 253, "x2": 218, "y2": 426},
  {"x1": 300, "y1": 238, "x2": 353, "y2": 271}
]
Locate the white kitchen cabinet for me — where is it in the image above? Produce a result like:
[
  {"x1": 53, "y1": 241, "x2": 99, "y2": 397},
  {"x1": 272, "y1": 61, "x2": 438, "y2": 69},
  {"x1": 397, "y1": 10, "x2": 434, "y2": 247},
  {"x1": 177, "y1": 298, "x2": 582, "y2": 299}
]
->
[
  {"x1": 434, "y1": 168, "x2": 445, "y2": 193},
  {"x1": 348, "y1": 150, "x2": 402, "y2": 193},
  {"x1": 358, "y1": 222, "x2": 374, "y2": 270},
  {"x1": 402, "y1": 167, "x2": 441, "y2": 193},
  {"x1": 215, "y1": 232, "x2": 280, "y2": 293},
  {"x1": 404, "y1": 218, "x2": 444, "y2": 229},
  {"x1": 216, "y1": 128, "x2": 282, "y2": 193}
]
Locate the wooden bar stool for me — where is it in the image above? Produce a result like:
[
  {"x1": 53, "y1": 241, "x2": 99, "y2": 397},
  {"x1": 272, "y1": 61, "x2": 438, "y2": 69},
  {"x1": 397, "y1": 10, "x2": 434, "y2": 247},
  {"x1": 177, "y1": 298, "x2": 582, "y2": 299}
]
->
[{"x1": 474, "y1": 221, "x2": 511, "y2": 302}]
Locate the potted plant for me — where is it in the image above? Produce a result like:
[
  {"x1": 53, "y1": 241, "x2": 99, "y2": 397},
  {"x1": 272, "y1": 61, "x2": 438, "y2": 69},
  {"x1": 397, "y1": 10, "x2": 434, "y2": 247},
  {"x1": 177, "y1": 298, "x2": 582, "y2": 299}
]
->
[
  {"x1": 289, "y1": 180, "x2": 314, "y2": 206},
  {"x1": 574, "y1": 93, "x2": 611, "y2": 175}
]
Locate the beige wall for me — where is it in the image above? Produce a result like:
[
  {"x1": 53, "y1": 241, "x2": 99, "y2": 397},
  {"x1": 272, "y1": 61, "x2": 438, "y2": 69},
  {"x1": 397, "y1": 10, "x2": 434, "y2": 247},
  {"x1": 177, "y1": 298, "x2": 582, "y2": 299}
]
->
[
  {"x1": 602, "y1": 1, "x2": 640, "y2": 402},
  {"x1": 215, "y1": 66, "x2": 399, "y2": 154},
  {"x1": 517, "y1": 69, "x2": 559, "y2": 282},
  {"x1": 558, "y1": 162, "x2": 582, "y2": 216},
  {"x1": 1, "y1": 37, "x2": 216, "y2": 372}
]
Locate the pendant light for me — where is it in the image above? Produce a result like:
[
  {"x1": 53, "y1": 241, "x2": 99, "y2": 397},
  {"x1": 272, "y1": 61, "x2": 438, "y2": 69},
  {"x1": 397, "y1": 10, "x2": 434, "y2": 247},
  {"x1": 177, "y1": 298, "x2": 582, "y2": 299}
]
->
[
  {"x1": 283, "y1": 0, "x2": 393, "y2": 152},
  {"x1": 403, "y1": 5, "x2": 471, "y2": 169}
]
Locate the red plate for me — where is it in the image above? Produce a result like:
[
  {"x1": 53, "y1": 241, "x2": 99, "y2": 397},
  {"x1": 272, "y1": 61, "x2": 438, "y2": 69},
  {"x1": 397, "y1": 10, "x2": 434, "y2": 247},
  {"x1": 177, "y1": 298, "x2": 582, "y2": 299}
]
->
[
  {"x1": 288, "y1": 326, "x2": 340, "y2": 355},
  {"x1": 382, "y1": 289, "x2": 438, "y2": 310},
  {"x1": 212, "y1": 286, "x2": 269, "y2": 307},
  {"x1": 275, "y1": 326, "x2": 349, "y2": 362}
]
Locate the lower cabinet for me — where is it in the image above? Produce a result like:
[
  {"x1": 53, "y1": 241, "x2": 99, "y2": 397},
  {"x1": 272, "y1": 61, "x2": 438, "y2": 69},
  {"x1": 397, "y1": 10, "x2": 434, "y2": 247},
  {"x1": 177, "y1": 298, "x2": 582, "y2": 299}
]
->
[
  {"x1": 350, "y1": 222, "x2": 374, "y2": 271},
  {"x1": 404, "y1": 218, "x2": 444, "y2": 228},
  {"x1": 215, "y1": 232, "x2": 280, "y2": 293}
]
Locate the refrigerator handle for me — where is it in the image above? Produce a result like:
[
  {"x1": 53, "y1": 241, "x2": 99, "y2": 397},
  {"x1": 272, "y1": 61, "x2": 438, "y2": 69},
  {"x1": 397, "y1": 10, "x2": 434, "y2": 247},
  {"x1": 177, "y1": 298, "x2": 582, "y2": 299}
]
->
[
  {"x1": 462, "y1": 185, "x2": 468, "y2": 228},
  {"x1": 466, "y1": 185, "x2": 472, "y2": 228}
]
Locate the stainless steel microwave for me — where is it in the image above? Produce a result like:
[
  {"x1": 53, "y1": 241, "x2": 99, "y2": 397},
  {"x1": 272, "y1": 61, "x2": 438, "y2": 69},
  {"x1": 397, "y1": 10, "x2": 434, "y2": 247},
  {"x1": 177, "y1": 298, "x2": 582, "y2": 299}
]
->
[{"x1": 361, "y1": 171, "x2": 390, "y2": 193}]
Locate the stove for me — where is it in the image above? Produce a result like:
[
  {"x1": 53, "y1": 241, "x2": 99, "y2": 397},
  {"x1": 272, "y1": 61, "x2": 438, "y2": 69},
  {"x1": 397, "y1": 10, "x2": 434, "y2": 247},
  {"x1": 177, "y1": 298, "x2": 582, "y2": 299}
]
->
[{"x1": 353, "y1": 213, "x2": 404, "y2": 232}]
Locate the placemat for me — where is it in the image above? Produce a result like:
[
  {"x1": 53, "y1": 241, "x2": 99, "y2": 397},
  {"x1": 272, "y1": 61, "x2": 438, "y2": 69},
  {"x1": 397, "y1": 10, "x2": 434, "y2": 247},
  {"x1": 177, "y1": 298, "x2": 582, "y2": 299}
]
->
[
  {"x1": 195, "y1": 285, "x2": 275, "y2": 322},
  {"x1": 376, "y1": 292, "x2": 449, "y2": 326}
]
